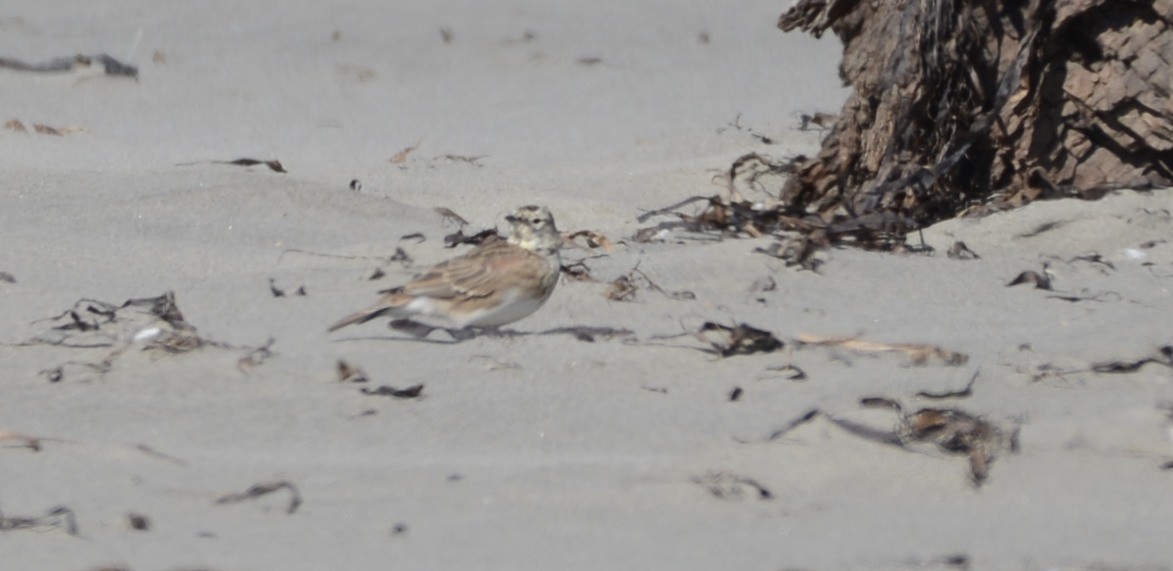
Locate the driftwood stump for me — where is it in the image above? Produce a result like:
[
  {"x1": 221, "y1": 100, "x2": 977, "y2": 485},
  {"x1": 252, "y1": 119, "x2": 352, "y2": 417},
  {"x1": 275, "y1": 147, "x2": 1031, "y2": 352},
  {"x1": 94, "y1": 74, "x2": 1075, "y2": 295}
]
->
[{"x1": 775, "y1": 0, "x2": 1173, "y2": 230}]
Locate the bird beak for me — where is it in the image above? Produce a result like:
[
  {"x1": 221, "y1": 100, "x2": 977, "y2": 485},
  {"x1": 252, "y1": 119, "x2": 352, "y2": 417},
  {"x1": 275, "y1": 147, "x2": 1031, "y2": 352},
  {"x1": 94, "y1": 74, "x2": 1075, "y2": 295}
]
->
[{"x1": 505, "y1": 214, "x2": 520, "y2": 224}]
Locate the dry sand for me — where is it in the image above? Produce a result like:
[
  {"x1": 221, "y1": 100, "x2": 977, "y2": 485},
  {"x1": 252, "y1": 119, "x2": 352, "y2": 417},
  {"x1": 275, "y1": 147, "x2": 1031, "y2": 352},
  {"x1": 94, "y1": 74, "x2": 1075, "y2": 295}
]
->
[{"x1": 2, "y1": 1, "x2": 1172, "y2": 570}]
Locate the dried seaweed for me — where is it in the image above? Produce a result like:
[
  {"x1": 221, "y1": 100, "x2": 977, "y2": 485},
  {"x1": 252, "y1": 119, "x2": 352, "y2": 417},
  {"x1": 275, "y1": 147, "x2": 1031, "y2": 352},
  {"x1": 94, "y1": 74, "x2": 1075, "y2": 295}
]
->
[
  {"x1": 20, "y1": 292, "x2": 266, "y2": 382},
  {"x1": 443, "y1": 228, "x2": 501, "y2": 248},
  {"x1": 605, "y1": 264, "x2": 694, "y2": 302},
  {"x1": 852, "y1": 398, "x2": 1018, "y2": 486},
  {"x1": 1090, "y1": 346, "x2": 1173, "y2": 374},
  {"x1": 360, "y1": 384, "x2": 424, "y2": 399},
  {"x1": 692, "y1": 471, "x2": 773, "y2": 501},
  {"x1": 916, "y1": 370, "x2": 980, "y2": 400},
  {"x1": 215, "y1": 480, "x2": 302, "y2": 514},
  {"x1": 0, "y1": 506, "x2": 79, "y2": 536},
  {"x1": 636, "y1": 153, "x2": 909, "y2": 253},
  {"x1": 697, "y1": 322, "x2": 784, "y2": 357},
  {"x1": 0, "y1": 53, "x2": 138, "y2": 78},
  {"x1": 764, "y1": 408, "x2": 821, "y2": 441}
]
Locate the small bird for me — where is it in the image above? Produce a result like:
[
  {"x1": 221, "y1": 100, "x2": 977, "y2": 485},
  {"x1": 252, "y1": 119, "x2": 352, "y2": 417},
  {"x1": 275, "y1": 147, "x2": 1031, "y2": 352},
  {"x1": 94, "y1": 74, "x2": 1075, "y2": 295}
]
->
[{"x1": 328, "y1": 205, "x2": 562, "y2": 332}]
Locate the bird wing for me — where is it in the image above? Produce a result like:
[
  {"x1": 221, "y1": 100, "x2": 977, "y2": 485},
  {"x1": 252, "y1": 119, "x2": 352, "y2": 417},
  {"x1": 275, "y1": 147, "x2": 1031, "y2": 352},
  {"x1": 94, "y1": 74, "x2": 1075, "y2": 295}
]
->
[{"x1": 401, "y1": 241, "x2": 544, "y2": 300}]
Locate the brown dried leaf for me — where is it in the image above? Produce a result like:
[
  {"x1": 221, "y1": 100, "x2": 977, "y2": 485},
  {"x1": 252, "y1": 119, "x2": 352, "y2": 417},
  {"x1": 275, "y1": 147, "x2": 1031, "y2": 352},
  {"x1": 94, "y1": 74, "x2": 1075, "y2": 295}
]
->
[
  {"x1": 390, "y1": 140, "x2": 421, "y2": 163},
  {"x1": 4, "y1": 119, "x2": 26, "y2": 132},
  {"x1": 0, "y1": 430, "x2": 43, "y2": 451},
  {"x1": 796, "y1": 333, "x2": 968, "y2": 365},
  {"x1": 336, "y1": 359, "x2": 369, "y2": 383},
  {"x1": 564, "y1": 230, "x2": 616, "y2": 252}
]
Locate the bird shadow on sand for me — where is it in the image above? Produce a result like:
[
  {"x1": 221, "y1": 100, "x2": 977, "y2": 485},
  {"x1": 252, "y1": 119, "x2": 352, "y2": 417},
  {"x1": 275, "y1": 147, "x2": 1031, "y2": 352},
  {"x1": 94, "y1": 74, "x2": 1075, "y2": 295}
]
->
[{"x1": 330, "y1": 319, "x2": 634, "y2": 345}]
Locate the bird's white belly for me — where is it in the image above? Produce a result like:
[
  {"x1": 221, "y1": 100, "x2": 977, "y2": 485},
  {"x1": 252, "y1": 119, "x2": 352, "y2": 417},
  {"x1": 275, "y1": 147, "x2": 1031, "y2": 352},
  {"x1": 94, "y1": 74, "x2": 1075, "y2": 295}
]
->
[{"x1": 460, "y1": 289, "x2": 545, "y2": 328}]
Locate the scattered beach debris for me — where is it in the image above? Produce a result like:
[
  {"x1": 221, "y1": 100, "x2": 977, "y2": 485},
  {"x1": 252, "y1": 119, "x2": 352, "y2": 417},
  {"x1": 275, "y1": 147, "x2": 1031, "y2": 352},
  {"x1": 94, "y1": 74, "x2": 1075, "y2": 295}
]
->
[
  {"x1": 126, "y1": 512, "x2": 150, "y2": 531},
  {"x1": 754, "y1": 234, "x2": 824, "y2": 271},
  {"x1": 133, "y1": 444, "x2": 188, "y2": 466},
  {"x1": 1090, "y1": 346, "x2": 1173, "y2": 374},
  {"x1": 471, "y1": 354, "x2": 521, "y2": 371},
  {"x1": 0, "y1": 271, "x2": 14, "y2": 283},
  {"x1": 946, "y1": 241, "x2": 980, "y2": 260},
  {"x1": 215, "y1": 480, "x2": 302, "y2": 514},
  {"x1": 915, "y1": 370, "x2": 980, "y2": 400},
  {"x1": 636, "y1": 152, "x2": 917, "y2": 255},
  {"x1": 236, "y1": 338, "x2": 276, "y2": 374},
  {"x1": 728, "y1": 386, "x2": 743, "y2": 401},
  {"x1": 360, "y1": 384, "x2": 424, "y2": 399},
  {"x1": 0, "y1": 53, "x2": 138, "y2": 78},
  {"x1": 692, "y1": 471, "x2": 772, "y2": 501},
  {"x1": 336, "y1": 359, "x2": 370, "y2": 383},
  {"x1": 390, "y1": 140, "x2": 422, "y2": 164},
  {"x1": 718, "y1": 113, "x2": 777, "y2": 145},
  {"x1": 559, "y1": 260, "x2": 598, "y2": 282},
  {"x1": 434, "y1": 207, "x2": 469, "y2": 227},
  {"x1": 765, "y1": 403, "x2": 1015, "y2": 486},
  {"x1": 697, "y1": 322, "x2": 784, "y2": 357},
  {"x1": 605, "y1": 264, "x2": 694, "y2": 302},
  {"x1": 4, "y1": 119, "x2": 84, "y2": 135},
  {"x1": 763, "y1": 363, "x2": 807, "y2": 381},
  {"x1": 0, "y1": 430, "x2": 44, "y2": 451},
  {"x1": 1007, "y1": 269, "x2": 1052, "y2": 290},
  {"x1": 576, "y1": 56, "x2": 603, "y2": 66},
  {"x1": 795, "y1": 333, "x2": 968, "y2": 366},
  {"x1": 439, "y1": 26, "x2": 454, "y2": 44},
  {"x1": 0, "y1": 505, "x2": 79, "y2": 536},
  {"x1": 433, "y1": 154, "x2": 486, "y2": 166},
  {"x1": 224, "y1": 158, "x2": 286, "y2": 173},
  {"x1": 19, "y1": 292, "x2": 270, "y2": 382},
  {"x1": 794, "y1": 111, "x2": 836, "y2": 132},
  {"x1": 748, "y1": 275, "x2": 776, "y2": 292},
  {"x1": 178, "y1": 158, "x2": 286, "y2": 173},
  {"x1": 349, "y1": 179, "x2": 362, "y2": 191},
  {"x1": 564, "y1": 229, "x2": 616, "y2": 252},
  {"x1": 268, "y1": 279, "x2": 307, "y2": 298}
]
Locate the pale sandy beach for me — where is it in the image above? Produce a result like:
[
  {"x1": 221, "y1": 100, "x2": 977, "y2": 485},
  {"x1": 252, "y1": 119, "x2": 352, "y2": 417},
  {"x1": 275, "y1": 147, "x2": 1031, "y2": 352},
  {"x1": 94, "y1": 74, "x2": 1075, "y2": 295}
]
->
[{"x1": 2, "y1": 2, "x2": 1172, "y2": 570}]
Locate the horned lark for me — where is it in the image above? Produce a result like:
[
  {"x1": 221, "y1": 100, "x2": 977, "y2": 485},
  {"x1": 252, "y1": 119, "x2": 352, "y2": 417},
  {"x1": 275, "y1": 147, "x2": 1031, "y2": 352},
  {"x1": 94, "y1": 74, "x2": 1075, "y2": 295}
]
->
[{"x1": 328, "y1": 205, "x2": 562, "y2": 332}]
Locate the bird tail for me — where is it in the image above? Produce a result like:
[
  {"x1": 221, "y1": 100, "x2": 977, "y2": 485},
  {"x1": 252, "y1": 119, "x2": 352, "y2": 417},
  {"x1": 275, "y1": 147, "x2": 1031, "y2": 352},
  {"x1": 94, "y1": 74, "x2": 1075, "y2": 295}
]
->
[{"x1": 327, "y1": 305, "x2": 394, "y2": 332}]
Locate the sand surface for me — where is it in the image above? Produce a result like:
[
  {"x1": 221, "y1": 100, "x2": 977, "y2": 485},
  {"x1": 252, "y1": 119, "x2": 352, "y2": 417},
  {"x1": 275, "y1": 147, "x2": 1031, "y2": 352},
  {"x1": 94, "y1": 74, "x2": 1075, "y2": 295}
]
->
[{"x1": 2, "y1": 2, "x2": 1172, "y2": 570}]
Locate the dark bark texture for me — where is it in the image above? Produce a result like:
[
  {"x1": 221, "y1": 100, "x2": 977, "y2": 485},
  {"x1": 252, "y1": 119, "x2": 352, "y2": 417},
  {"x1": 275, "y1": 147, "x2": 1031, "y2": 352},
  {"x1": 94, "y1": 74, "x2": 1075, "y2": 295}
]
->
[{"x1": 775, "y1": 0, "x2": 1172, "y2": 228}]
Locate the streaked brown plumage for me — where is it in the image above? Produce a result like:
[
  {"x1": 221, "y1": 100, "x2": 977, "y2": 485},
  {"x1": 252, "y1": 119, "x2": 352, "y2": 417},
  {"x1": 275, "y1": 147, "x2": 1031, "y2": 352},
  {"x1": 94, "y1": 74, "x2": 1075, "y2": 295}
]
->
[{"x1": 328, "y1": 205, "x2": 561, "y2": 331}]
